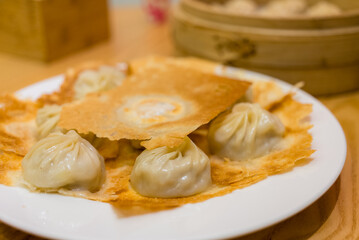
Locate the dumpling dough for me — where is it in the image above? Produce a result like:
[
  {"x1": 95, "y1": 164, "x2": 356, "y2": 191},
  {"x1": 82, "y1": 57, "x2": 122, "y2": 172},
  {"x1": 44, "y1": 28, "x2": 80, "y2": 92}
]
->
[
  {"x1": 74, "y1": 65, "x2": 126, "y2": 100},
  {"x1": 258, "y1": 0, "x2": 307, "y2": 17},
  {"x1": 36, "y1": 104, "x2": 62, "y2": 139},
  {"x1": 130, "y1": 137, "x2": 211, "y2": 198},
  {"x1": 306, "y1": 1, "x2": 342, "y2": 17},
  {"x1": 208, "y1": 103, "x2": 285, "y2": 161},
  {"x1": 22, "y1": 130, "x2": 105, "y2": 192},
  {"x1": 224, "y1": 0, "x2": 258, "y2": 14}
]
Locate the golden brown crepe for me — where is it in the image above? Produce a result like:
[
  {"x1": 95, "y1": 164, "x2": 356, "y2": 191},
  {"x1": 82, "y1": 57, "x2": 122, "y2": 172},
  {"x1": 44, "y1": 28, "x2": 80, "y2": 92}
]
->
[
  {"x1": 130, "y1": 56, "x2": 219, "y2": 75},
  {"x1": 0, "y1": 57, "x2": 314, "y2": 210},
  {"x1": 0, "y1": 95, "x2": 37, "y2": 156},
  {"x1": 38, "y1": 61, "x2": 129, "y2": 106},
  {"x1": 103, "y1": 94, "x2": 313, "y2": 208},
  {"x1": 59, "y1": 64, "x2": 251, "y2": 149},
  {"x1": 130, "y1": 56, "x2": 290, "y2": 111},
  {"x1": 249, "y1": 81, "x2": 288, "y2": 110}
]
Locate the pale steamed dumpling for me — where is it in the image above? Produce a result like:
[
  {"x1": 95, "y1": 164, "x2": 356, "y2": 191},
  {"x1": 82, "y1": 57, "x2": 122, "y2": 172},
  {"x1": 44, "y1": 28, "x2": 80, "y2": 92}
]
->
[
  {"x1": 130, "y1": 137, "x2": 212, "y2": 198},
  {"x1": 36, "y1": 104, "x2": 62, "y2": 139},
  {"x1": 74, "y1": 65, "x2": 126, "y2": 100},
  {"x1": 258, "y1": 0, "x2": 307, "y2": 17},
  {"x1": 208, "y1": 103, "x2": 285, "y2": 161},
  {"x1": 224, "y1": 0, "x2": 257, "y2": 14},
  {"x1": 306, "y1": 1, "x2": 342, "y2": 17},
  {"x1": 22, "y1": 130, "x2": 105, "y2": 192}
]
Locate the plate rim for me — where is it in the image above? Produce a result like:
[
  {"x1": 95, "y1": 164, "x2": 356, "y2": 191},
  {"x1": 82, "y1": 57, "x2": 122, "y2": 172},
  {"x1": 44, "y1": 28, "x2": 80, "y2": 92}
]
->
[{"x1": 0, "y1": 68, "x2": 347, "y2": 240}]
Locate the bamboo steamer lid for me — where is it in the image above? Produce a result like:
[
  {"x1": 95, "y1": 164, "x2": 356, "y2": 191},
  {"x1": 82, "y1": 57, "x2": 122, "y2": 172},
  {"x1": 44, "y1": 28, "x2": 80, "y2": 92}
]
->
[{"x1": 172, "y1": 0, "x2": 359, "y2": 95}]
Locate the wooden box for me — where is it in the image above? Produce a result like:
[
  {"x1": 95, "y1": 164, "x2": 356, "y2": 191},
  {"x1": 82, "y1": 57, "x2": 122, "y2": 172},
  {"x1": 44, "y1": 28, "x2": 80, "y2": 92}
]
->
[
  {"x1": 172, "y1": 0, "x2": 359, "y2": 95},
  {"x1": 0, "y1": 0, "x2": 109, "y2": 61}
]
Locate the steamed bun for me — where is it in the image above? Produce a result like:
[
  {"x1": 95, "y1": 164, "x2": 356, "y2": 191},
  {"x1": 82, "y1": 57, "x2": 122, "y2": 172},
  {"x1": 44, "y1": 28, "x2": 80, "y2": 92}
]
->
[
  {"x1": 258, "y1": 0, "x2": 307, "y2": 17},
  {"x1": 74, "y1": 65, "x2": 126, "y2": 100},
  {"x1": 130, "y1": 137, "x2": 211, "y2": 198},
  {"x1": 22, "y1": 130, "x2": 105, "y2": 192},
  {"x1": 208, "y1": 103, "x2": 285, "y2": 161},
  {"x1": 306, "y1": 1, "x2": 342, "y2": 17},
  {"x1": 224, "y1": 0, "x2": 258, "y2": 14}
]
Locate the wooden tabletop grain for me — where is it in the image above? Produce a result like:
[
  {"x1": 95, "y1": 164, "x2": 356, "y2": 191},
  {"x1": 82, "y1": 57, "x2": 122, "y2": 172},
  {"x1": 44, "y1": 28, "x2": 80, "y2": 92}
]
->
[{"x1": 0, "y1": 6, "x2": 358, "y2": 240}]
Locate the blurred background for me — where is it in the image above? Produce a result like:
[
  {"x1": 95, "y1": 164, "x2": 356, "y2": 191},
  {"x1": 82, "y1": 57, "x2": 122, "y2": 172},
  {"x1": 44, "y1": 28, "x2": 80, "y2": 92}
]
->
[
  {"x1": 111, "y1": 0, "x2": 141, "y2": 5},
  {"x1": 110, "y1": 0, "x2": 178, "y2": 5},
  {"x1": 0, "y1": 0, "x2": 358, "y2": 95}
]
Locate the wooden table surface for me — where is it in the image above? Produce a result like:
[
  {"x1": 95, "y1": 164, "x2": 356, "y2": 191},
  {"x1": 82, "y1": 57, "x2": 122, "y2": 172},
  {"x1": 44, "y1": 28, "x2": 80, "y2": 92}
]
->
[{"x1": 0, "y1": 6, "x2": 358, "y2": 240}]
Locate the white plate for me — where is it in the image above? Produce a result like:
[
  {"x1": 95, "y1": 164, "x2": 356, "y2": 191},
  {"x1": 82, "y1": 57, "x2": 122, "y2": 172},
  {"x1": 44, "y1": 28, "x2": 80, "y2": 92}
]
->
[{"x1": 0, "y1": 68, "x2": 346, "y2": 240}]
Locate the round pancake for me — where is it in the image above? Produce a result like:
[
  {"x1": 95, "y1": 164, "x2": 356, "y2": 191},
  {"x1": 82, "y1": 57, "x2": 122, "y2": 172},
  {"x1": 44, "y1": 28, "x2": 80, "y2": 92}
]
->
[{"x1": 0, "y1": 57, "x2": 313, "y2": 210}]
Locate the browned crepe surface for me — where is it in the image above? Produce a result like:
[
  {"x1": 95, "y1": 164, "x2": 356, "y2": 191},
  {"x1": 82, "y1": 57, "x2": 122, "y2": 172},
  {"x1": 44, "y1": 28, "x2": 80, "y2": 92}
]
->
[
  {"x1": 0, "y1": 93, "x2": 312, "y2": 207},
  {"x1": 0, "y1": 95, "x2": 38, "y2": 188},
  {"x1": 130, "y1": 56, "x2": 219, "y2": 75},
  {"x1": 38, "y1": 61, "x2": 129, "y2": 106},
  {"x1": 0, "y1": 57, "x2": 313, "y2": 210},
  {"x1": 0, "y1": 95, "x2": 37, "y2": 156},
  {"x1": 59, "y1": 65, "x2": 251, "y2": 149},
  {"x1": 108, "y1": 95, "x2": 313, "y2": 208},
  {"x1": 250, "y1": 81, "x2": 289, "y2": 110},
  {"x1": 0, "y1": 151, "x2": 23, "y2": 186},
  {"x1": 130, "y1": 56, "x2": 290, "y2": 111}
]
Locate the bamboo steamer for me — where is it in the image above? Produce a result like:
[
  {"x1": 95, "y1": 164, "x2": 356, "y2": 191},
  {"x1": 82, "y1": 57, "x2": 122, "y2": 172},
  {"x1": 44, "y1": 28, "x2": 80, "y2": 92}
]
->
[
  {"x1": 172, "y1": 0, "x2": 359, "y2": 95},
  {"x1": 0, "y1": 0, "x2": 109, "y2": 61}
]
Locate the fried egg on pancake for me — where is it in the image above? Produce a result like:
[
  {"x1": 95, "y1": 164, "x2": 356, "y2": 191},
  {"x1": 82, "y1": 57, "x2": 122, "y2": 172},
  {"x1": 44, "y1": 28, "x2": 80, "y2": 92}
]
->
[{"x1": 59, "y1": 65, "x2": 251, "y2": 149}]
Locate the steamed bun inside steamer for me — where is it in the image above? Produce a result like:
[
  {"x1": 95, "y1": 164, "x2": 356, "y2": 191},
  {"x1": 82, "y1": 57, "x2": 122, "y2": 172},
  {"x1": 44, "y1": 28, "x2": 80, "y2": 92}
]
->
[
  {"x1": 208, "y1": 103, "x2": 285, "y2": 161},
  {"x1": 258, "y1": 0, "x2": 307, "y2": 17},
  {"x1": 224, "y1": 0, "x2": 258, "y2": 14},
  {"x1": 22, "y1": 130, "x2": 105, "y2": 192},
  {"x1": 130, "y1": 137, "x2": 211, "y2": 198},
  {"x1": 74, "y1": 65, "x2": 126, "y2": 100},
  {"x1": 306, "y1": 1, "x2": 342, "y2": 17}
]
